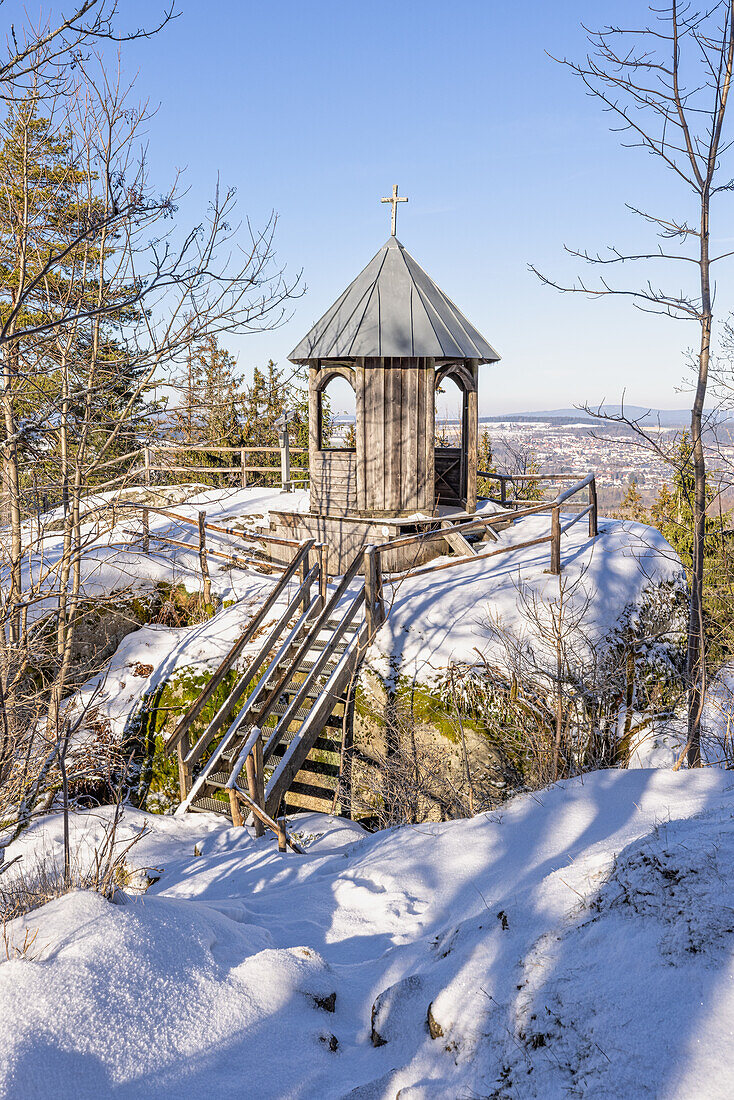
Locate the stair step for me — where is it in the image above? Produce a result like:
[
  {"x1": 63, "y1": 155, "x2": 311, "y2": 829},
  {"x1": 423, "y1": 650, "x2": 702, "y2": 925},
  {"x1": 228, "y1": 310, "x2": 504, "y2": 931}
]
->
[
  {"x1": 322, "y1": 616, "x2": 358, "y2": 630},
  {"x1": 268, "y1": 749, "x2": 341, "y2": 778},
  {"x1": 287, "y1": 776, "x2": 339, "y2": 801},
  {"x1": 308, "y1": 639, "x2": 350, "y2": 654},
  {"x1": 203, "y1": 771, "x2": 231, "y2": 788},
  {"x1": 298, "y1": 657, "x2": 343, "y2": 674},
  {"x1": 189, "y1": 795, "x2": 231, "y2": 816},
  {"x1": 285, "y1": 791, "x2": 335, "y2": 814}
]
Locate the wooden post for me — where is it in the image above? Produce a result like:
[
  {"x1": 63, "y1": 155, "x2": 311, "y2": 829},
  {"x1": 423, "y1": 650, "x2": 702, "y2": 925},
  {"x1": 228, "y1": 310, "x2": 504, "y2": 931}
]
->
[
  {"x1": 364, "y1": 545, "x2": 385, "y2": 637},
  {"x1": 319, "y1": 543, "x2": 329, "y2": 611},
  {"x1": 279, "y1": 425, "x2": 291, "y2": 490},
  {"x1": 589, "y1": 476, "x2": 598, "y2": 538},
  {"x1": 550, "y1": 505, "x2": 561, "y2": 575},
  {"x1": 255, "y1": 733, "x2": 265, "y2": 814},
  {"x1": 245, "y1": 750, "x2": 264, "y2": 838},
  {"x1": 276, "y1": 818, "x2": 287, "y2": 853},
  {"x1": 229, "y1": 789, "x2": 244, "y2": 828},
  {"x1": 177, "y1": 739, "x2": 193, "y2": 801},
  {"x1": 198, "y1": 511, "x2": 212, "y2": 607},
  {"x1": 240, "y1": 448, "x2": 247, "y2": 489},
  {"x1": 466, "y1": 362, "x2": 479, "y2": 514},
  {"x1": 500, "y1": 476, "x2": 507, "y2": 506},
  {"x1": 142, "y1": 506, "x2": 149, "y2": 553},
  {"x1": 144, "y1": 446, "x2": 151, "y2": 487},
  {"x1": 299, "y1": 548, "x2": 311, "y2": 615}
]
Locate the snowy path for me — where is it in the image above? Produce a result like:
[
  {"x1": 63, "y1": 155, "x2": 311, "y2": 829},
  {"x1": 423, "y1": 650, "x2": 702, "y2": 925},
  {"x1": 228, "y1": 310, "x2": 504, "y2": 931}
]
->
[{"x1": 3, "y1": 769, "x2": 734, "y2": 1098}]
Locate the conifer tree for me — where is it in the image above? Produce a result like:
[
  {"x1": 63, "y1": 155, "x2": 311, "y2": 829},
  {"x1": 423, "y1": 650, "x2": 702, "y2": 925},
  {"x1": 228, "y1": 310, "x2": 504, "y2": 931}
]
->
[{"x1": 616, "y1": 477, "x2": 646, "y2": 523}]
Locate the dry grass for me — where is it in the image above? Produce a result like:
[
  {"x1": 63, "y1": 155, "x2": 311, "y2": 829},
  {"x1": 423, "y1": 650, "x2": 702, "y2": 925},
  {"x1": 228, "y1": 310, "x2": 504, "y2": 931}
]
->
[{"x1": 0, "y1": 804, "x2": 148, "y2": 924}]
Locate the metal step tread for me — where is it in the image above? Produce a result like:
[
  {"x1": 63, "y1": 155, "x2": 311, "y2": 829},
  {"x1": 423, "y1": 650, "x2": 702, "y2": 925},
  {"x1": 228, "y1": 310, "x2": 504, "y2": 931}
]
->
[
  {"x1": 268, "y1": 752, "x2": 341, "y2": 779},
  {"x1": 189, "y1": 795, "x2": 230, "y2": 815},
  {"x1": 308, "y1": 639, "x2": 350, "y2": 654}
]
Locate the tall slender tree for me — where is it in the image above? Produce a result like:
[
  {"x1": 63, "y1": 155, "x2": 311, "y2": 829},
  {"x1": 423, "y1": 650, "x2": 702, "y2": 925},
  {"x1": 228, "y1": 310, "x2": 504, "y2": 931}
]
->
[{"x1": 533, "y1": 2, "x2": 734, "y2": 764}]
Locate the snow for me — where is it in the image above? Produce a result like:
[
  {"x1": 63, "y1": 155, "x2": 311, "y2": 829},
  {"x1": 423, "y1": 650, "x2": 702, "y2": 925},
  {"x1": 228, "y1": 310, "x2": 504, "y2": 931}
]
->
[
  {"x1": 3, "y1": 768, "x2": 734, "y2": 1098},
  {"x1": 26, "y1": 486, "x2": 683, "y2": 740},
  {"x1": 702, "y1": 667, "x2": 734, "y2": 766},
  {"x1": 375, "y1": 514, "x2": 684, "y2": 682},
  {"x1": 12, "y1": 485, "x2": 312, "y2": 621}
]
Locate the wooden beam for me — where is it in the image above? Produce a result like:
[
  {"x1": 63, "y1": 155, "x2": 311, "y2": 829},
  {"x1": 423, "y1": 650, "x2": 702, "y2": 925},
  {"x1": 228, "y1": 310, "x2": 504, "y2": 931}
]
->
[{"x1": 466, "y1": 361, "x2": 478, "y2": 514}]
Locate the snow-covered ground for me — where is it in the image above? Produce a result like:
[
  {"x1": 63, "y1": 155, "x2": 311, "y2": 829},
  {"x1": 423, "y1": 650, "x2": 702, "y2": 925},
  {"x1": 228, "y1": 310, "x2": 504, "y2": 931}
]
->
[
  {"x1": 377, "y1": 511, "x2": 684, "y2": 683},
  {"x1": 34, "y1": 485, "x2": 684, "y2": 738},
  {"x1": 13, "y1": 485, "x2": 311, "y2": 620},
  {"x1": 3, "y1": 768, "x2": 734, "y2": 1098}
]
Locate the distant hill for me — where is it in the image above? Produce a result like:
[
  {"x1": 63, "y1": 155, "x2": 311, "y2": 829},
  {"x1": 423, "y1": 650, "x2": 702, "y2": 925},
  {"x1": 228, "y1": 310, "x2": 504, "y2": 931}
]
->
[{"x1": 481, "y1": 406, "x2": 729, "y2": 427}]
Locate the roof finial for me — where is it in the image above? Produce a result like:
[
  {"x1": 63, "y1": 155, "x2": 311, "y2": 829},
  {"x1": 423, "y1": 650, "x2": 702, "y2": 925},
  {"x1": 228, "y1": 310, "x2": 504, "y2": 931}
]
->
[{"x1": 381, "y1": 184, "x2": 408, "y2": 237}]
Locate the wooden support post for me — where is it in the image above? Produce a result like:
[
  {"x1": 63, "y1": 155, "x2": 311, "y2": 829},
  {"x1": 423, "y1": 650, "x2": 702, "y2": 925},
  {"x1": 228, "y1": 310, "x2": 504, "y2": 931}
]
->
[
  {"x1": 240, "y1": 448, "x2": 248, "y2": 489},
  {"x1": 142, "y1": 506, "x2": 149, "y2": 553},
  {"x1": 364, "y1": 545, "x2": 385, "y2": 637},
  {"x1": 255, "y1": 733, "x2": 265, "y2": 813},
  {"x1": 466, "y1": 363, "x2": 478, "y2": 514},
  {"x1": 279, "y1": 426, "x2": 291, "y2": 491},
  {"x1": 276, "y1": 818, "x2": 287, "y2": 853},
  {"x1": 245, "y1": 750, "x2": 264, "y2": 838},
  {"x1": 589, "y1": 476, "x2": 598, "y2": 538},
  {"x1": 198, "y1": 511, "x2": 212, "y2": 607},
  {"x1": 176, "y1": 738, "x2": 193, "y2": 801},
  {"x1": 319, "y1": 543, "x2": 329, "y2": 610},
  {"x1": 500, "y1": 476, "x2": 507, "y2": 506},
  {"x1": 300, "y1": 548, "x2": 311, "y2": 615},
  {"x1": 229, "y1": 789, "x2": 244, "y2": 827},
  {"x1": 144, "y1": 446, "x2": 151, "y2": 487},
  {"x1": 550, "y1": 505, "x2": 561, "y2": 575}
]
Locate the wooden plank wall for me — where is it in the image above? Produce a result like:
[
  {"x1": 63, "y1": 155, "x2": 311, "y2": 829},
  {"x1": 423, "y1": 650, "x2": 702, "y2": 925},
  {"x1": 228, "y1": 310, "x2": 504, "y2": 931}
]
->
[
  {"x1": 357, "y1": 356, "x2": 435, "y2": 515},
  {"x1": 310, "y1": 451, "x2": 357, "y2": 516}
]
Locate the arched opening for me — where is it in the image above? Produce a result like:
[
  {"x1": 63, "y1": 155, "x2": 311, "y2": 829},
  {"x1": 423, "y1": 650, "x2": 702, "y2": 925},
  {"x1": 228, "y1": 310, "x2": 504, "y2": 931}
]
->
[
  {"x1": 318, "y1": 372, "x2": 356, "y2": 450},
  {"x1": 435, "y1": 369, "x2": 470, "y2": 507},
  {"x1": 435, "y1": 373, "x2": 464, "y2": 449}
]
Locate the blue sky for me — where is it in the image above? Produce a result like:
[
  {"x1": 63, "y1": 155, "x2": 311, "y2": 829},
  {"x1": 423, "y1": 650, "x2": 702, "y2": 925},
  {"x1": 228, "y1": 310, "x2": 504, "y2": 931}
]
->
[{"x1": 78, "y1": 1, "x2": 734, "y2": 413}]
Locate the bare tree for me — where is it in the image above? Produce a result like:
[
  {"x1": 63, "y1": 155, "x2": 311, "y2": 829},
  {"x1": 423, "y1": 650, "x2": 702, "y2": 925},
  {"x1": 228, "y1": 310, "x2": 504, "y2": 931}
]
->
[
  {"x1": 533, "y1": 2, "x2": 734, "y2": 764},
  {"x1": 0, "y1": 25, "x2": 298, "y2": 852},
  {"x1": 0, "y1": 0, "x2": 176, "y2": 95}
]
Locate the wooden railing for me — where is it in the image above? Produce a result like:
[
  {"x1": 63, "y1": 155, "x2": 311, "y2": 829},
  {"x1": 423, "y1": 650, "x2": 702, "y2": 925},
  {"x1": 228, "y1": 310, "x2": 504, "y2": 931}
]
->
[
  {"x1": 375, "y1": 472, "x2": 598, "y2": 580},
  {"x1": 58, "y1": 431, "x2": 309, "y2": 497},
  {"x1": 165, "y1": 537, "x2": 386, "y2": 836},
  {"x1": 140, "y1": 443, "x2": 308, "y2": 490}
]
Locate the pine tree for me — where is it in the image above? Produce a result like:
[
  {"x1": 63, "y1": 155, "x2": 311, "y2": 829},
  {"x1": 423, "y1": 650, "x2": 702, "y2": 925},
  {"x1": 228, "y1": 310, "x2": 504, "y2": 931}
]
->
[
  {"x1": 0, "y1": 93, "x2": 154, "y2": 502},
  {"x1": 616, "y1": 477, "x2": 646, "y2": 522},
  {"x1": 649, "y1": 434, "x2": 733, "y2": 665}
]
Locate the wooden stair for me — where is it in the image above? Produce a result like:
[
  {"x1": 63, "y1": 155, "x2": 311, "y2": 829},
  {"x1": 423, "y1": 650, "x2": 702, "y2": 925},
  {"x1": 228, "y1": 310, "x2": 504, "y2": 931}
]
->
[{"x1": 164, "y1": 540, "x2": 385, "y2": 828}]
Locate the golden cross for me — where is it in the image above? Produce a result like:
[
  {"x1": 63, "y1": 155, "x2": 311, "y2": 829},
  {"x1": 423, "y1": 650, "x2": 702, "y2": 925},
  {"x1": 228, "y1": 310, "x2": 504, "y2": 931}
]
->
[{"x1": 381, "y1": 184, "x2": 408, "y2": 237}]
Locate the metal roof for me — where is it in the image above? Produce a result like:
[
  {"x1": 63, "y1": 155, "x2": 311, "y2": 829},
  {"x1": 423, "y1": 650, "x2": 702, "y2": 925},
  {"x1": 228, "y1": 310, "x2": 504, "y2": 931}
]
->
[{"x1": 288, "y1": 236, "x2": 500, "y2": 364}]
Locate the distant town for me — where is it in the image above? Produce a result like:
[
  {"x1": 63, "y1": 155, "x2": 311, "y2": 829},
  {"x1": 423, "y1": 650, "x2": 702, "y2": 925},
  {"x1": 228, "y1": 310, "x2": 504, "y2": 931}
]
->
[
  {"x1": 333, "y1": 411, "x2": 734, "y2": 511},
  {"x1": 481, "y1": 416, "x2": 734, "y2": 510}
]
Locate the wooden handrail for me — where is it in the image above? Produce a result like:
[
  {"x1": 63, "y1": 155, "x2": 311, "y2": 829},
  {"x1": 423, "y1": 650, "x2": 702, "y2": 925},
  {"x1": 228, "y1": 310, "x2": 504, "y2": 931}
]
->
[
  {"x1": 381, "y1": 471, "x2": 598, "y2": 581},
  {"x1": 478, "y1": 470, "x2": 584, "y2": 483},
  {"x1": 149, "y1": 444, "x2": 307, "y2": 454},
  {"x1": 120, "y1": 502, "x2": 304, "y2": 547},
  {"x1": 183, "y1": 565, "x2": 320, "y2": 769},
  {"x1": 164, "y1": 540, "x2": 315, "y2": 755}
]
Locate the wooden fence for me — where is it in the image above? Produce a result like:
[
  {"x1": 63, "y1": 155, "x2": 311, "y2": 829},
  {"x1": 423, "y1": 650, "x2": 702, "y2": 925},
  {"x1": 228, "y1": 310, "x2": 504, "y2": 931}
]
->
[
  {"x1": 116, "y1": 503, "x2": 308, "y2": 599},
  {"x1": 69, "y1": 432, "x2": 308, "y2": 497},
  {"x1": 374, "y1": 471, "x2": 598, "y2": 580}
]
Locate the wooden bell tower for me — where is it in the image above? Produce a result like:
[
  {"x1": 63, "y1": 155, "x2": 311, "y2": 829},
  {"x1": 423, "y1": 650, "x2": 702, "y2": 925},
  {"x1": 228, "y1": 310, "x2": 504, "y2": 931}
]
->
[{"x1": 290, "y1": 192, "x2": 500, "y2": 523}]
